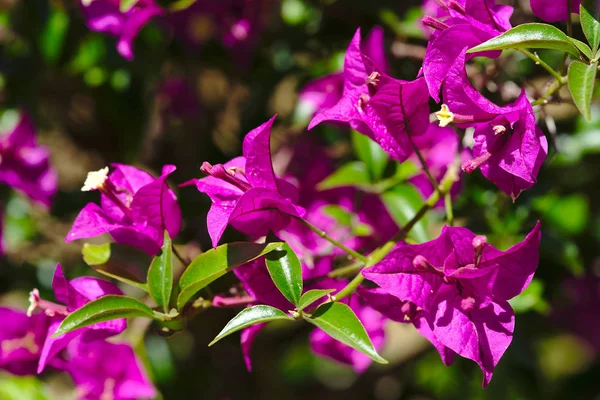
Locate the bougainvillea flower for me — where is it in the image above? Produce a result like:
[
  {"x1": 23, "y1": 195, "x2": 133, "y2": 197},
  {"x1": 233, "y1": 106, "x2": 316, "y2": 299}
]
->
[
  {"x1": 0, "y1": 112, "x2": 57, "y2": 208},
  {"x1": 310, "y1": 296, "x2": 386, "y2": 372},
  {"x1": 308, "y1": 28, "x2": 430, "y2": 163},
  {"x1": 358, "y1": 287, "x2": 455, "y2": 366},
  {"x1": 422, "y1": 0, "x2": 513, "y2": 101},
  {"x1": 530, "y1": 0, "x2": 580, "y2": 22},
  {"x1": 29, "y1": 264, "x2": 126, "y2": 373},
  {"x1": 66, "y1": 164, "x2": 181, "y2": 256},
  {"x1": 0, "y1": 308, "x2": 49, "y2": 376},
  {"x1": 408, "y1": 123, "x2": 469, "y2": 206},
  {"x1": 79, "y1": 0, "x2": 163, "y2": 60},
  {"x1": 440, "y1": 50, "x2": 547, "y2": 199},
  {"x1": 66, "y1": 338, "x2": 156, "y2": 400},
  {"x1": 298, "y1": 26, "x2": 389, "y2": 120},
  {"x1": 363, "y1": 222, "x2": 541, "y2": 386},
  {"x1": 185, "y1": 116, "x2": 305, "y2": 247}
]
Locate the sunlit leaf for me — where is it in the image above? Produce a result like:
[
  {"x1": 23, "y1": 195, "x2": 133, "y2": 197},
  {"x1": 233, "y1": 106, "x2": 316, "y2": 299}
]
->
[
  {"x1": 304, "y1": 302, "x2": 387, "y2": 364},
  {"x1": 468, "y1": 23, "x2": 580, "y2": 56},
  {"x1": 209, "y1": 305, "x2": 292, "y2": 346},
  {"x1": 177, "y1": 242, "x2": 283, "y2": 310},
  {"x1": 147, "y1": 231, "x2": 174, "y2": 313},
  {"x1": 53, "y1": 295, "x2": 157, "y2": 337}
]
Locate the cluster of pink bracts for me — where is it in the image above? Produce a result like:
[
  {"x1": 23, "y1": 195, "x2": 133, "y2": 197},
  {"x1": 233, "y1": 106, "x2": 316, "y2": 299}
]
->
[{"x1": 2, "y1": 0, "x2": 581, "y2": 397}]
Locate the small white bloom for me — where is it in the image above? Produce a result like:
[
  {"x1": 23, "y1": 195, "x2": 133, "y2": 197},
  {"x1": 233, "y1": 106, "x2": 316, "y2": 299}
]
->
[{"x1": 82, "y1": 167, "x2": 109, "y2": 192}]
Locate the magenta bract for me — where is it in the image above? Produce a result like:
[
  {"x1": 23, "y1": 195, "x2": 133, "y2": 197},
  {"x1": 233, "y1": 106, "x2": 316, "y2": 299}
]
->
[
  {"x1": 79, "y1": 0, "x2": 163, "y2": 60},
  {"x1": 0, "y1": 113, "x2": 57, "y2": 208},
  {"x1": 363, "y1": 222, "x2": 541, "y2": 386},
  {"x1": 186, "y1": 116, "x2": 305, "y2": 247},
  {"x1": 66, "y1": 164, "x2": 182, "y2": 256}
]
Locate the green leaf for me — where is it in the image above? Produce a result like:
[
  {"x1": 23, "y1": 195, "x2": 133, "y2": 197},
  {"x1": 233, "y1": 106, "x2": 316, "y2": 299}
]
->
[
  {"x1": 351, "y1": 130, "x2": 389, "y2": 181},
  {"x1": 568, "y1": 61, "x2": 597, "y2": 121},
  {"x1": 147, "y1": 231, "x2": 173, "y2": 313},
  {"x1": 53, "y1": 295, "x2": 156, "y2": 337},
  {"x1": 581, "y1": 5, "x2": 600, "y2": 52},
  {"x1": 304, "y1": 302, "x2": 387, "y2": 364},
  {"x1": 177, "y1": 242, "x2": 283, "y2": 310},
  {"x1": 120, "y1": 0, "x2": 139, "y2": 12},
  {"x1": 381, "y1": 184, "x2": 429, "y2": 243},
  {"x1": 569, "y1": 37, "x2": 593, "y2": 59},
  {"x1": 296, "y1": 289, "x2": 335, "y2": 311},
  {"x1": 468, "y1": 23, "x2": 580, "y2": 57},
  {"x1": 317, "y1": 162, "x2": 371, "y2": 191},
  {"x1": 209, "y1": 305, "x2": 292, "y2": 346},
  {"x1": 265, "y1": 244, "x2": 303, "y2": 305},
  {"x1": 82, "y1": 243, "x2": 111, "y2": 266}
]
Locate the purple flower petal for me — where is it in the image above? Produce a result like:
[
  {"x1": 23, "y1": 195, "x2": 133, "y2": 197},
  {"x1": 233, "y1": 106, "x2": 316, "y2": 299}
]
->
[
  {"x1": 430, "y1": 287, "x2": 514, "y2": 387},
  {"x1": 243, "y1": 115, "x2": 279, "y2": 190},
  {"x1": 66, "y1": 203, "x2": 120, "y2": 243}
]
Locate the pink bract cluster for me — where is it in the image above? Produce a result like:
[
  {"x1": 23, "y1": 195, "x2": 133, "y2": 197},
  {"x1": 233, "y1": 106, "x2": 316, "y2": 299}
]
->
[{"x1": 0, "y1": 0, "x2": 563, "y2": 396}]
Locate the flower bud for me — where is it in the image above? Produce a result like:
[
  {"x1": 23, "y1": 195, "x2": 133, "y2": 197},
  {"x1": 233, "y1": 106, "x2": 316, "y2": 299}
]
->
[
  {"x1": 472, "y1": 235, "x2": 487, "y2": 251},
  {"x1": 413, "y1": 255, "x2": 431, "y2": 271}
]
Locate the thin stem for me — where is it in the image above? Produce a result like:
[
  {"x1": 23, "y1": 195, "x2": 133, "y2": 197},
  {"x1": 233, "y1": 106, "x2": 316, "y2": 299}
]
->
[
  {"x1": 328, "y1": 261, "x2": 364, "y2": 278},
  {"x1": 519, "y1": 49, "x2": 563, "y2": 81},
  {"x1": 445, "y1": 192, "x2": 454, "y2": 226},
  {"x1": 299, "y1": 218, "x2": 369, "y2": 263},
  {"x1": 172, "y1": 244, "x2": 188, "y2": 266},
  {"x1": 332, "y1": 272, "x2": 365, "y2": 302},
  {"x1": 531, "y1": 76, "x2": 568, "y2": 106}
]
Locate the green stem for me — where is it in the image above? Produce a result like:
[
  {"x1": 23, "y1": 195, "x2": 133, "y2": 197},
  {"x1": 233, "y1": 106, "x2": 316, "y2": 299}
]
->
[
  {"x1": 531, "y1": 76, "x2": 568, "y2": 106},
  {"x1": 445, "y1": 192, "x2": 454, "y2": 226},
  {"x1": 332, "y1": 157, "x2": 461, "y2": 303},
  {"x1": 327, "y1": 261, "x2": 364, "y2": 278},
  {"x1": 332, "y1": 273, "x2": 365, "y2": 302},
  {"x1": 172, "y1": 244, "x2": 188, "y2": 266},
  {"x1": 519, "y1": 49, "x2": 563, "y2": 81},
  {"x1": 299, "y1": 219, "x2": 369, "y2": 263}
]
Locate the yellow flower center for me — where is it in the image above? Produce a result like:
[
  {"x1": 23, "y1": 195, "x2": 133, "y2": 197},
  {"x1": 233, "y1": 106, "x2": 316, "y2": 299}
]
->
[{"x1": 435, "y1": 104, "x2": 454, "y2": 128}]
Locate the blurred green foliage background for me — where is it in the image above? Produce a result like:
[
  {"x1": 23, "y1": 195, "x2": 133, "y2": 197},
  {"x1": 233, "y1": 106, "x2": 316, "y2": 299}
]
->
[{"x1": 0, "y1": 0, "x2": 599, "y2": 398}]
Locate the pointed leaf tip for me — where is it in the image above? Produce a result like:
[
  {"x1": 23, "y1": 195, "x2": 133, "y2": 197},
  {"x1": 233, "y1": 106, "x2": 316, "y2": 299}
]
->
[
  {"x1": 209, "y1": 305, "x2": 292, "y2": 346},
  {"x1": 467, "y1": 23, "x2": 580, "y2": 57},
  {"x1": 305, "y1": 302, "x2": 388, "y2": 364},
  {"x1": 52, "y1": 295, "x2": 155, "y2": 337}
]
